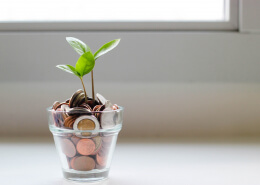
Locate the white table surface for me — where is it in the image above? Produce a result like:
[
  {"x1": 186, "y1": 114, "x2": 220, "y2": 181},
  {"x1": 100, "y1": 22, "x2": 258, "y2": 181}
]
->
[{"x1": 1, "y1": 138, "x2": 260, "y2": 185}]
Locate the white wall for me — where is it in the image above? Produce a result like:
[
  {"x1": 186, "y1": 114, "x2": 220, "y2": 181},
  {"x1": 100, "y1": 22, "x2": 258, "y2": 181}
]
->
[
  {"x1": 240, "y1": 0, "x2": 260, "y2": 33},
  {"x1": 1, "y1": 32, "x2": 260, "y2": 82},
  {"x1": 1, "y1": 32, "x2": 260, "y2": 138}
]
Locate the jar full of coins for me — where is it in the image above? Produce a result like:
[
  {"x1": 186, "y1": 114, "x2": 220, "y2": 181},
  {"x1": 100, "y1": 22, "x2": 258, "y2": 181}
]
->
[{"x1": 47, "y1": 105, "x2": 123, "y2": 182}]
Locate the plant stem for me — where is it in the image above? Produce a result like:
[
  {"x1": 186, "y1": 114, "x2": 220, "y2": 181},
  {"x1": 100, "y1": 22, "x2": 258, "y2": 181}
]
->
[
  {"x1": 91, "y1": 70, "x2": 95, "y2": 102},
  {"x1": 80, "y1": 77, "x2": 88, "y2": 103}
]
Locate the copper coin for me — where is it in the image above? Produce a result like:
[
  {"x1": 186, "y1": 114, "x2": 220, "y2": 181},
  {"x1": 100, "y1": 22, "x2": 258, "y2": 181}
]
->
[
  {"x1": 112, "y1": 104, "x2": 119, "y2": 110},
  {"x1": 80, "y1": 103, "x2": 93, "y2": 111},
  {"x1": 67, "y1": 107, "x2": 92, "y2": 116},
  {"x1": 96, "y1": 154, "x2": 107, "y2": 167},
  {"x1": 52, "y1": 101, "x2": 60, "y2": 110},
  {"x1": 76, "y1": 139, "x2": 96, "y2": 155},
  {"x1": 93, "y1": 105, "x2": 101, "y2": 112},
  {"x1": 71, "y1": 136, "x2": 80, "y2": 145},
  {"x1": 60, "y1": 138, "x2": 76, "y2": 158},
  {"x1": 64, "y1": 115, "x2": 78, "y2": 128},
  {"x1": 84, "y1": 97, "x2": 100, "y2": 109},
  {"x1": 54, "y1": 102, "x2": 68, "y2": 110},
  {"x1": 70, "y1": 156, "x2": 96, "y2": 171},
  {"x1": 94, "y1": 105, "x2": 105, "y2": 121}
]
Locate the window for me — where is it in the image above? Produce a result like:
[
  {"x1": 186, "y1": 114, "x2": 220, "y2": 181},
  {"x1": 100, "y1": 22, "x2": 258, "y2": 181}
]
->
[{"x1": 0, "y1": 0, "x2": 238, "y2": 31}]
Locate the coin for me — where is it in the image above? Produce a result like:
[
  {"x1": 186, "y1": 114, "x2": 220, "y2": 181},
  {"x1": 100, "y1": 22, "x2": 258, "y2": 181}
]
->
[
  {"x1": 80, "y1": 103, "x2": 93, "y2": 111},
  {"x1": 61, "y1": 104, "x2": 69, "y2": 111},
  {"x1": 105, "y1": 100, "x2": 113, "y2": 109},
  {"x1": 70, "y1": 156, "x2": 96, "y2": 171},
  {"x1": 53, "y1": 108, "x2": 65, "y2": 127},
  {"x1": 52, "y1": 101, "x2": 60, "y2": 110},
  {"x1": 60, "y1": 104, "x2": 69, "y2": 120},
  {"x1": 96, "y1": 153, "x2": 107, "y2": 167},
  {"x1": 99, "y1": 100, "x2": 115, "y2": 129},
  {"x1": 60, "y1": 138, "x2": 76, "y2": 158},
  {"x1": 64, "y1": 115, "x2": 78, "y2": 128},
  {"x1": 93, "y1": 105, "x2": 101, "y2": 112},
  {"x1": 53, "y1": 102, "x2": 69, "y2": 110},
  {"x1": 94, "y1": 105, "x2": 105, "y2": 121},
  {"x1": 112, "y1": 105, "x2": 122, "y2": 125},
  {"x1": 78, "y1": 119, "x2": 95, "y2": 130},
  {"x1": 74, "y1": 93, "x2": 85, "y2": 107},
  {"x1": 97, "y1": 144, "x2": 110, "y2": 157},
  {"x1": 100, "y1": 107, "x2": 115, "y2": 129},
  {"x1": 76, "y1": 139, "x2": 96, "y2": 155},
  {"x1": 112, "y1": 104, "x2": 119, "y2": 110},
  {"x1": 67, "y1": 107, "x2": 92, "y2": 116},
  {"x1": 102, "y1": 135, "x2": 113, "y2": 145},
  {"x1": 96, "y1": 93, "x2": 107, "y2": 105},
  {"x1": 97, "y1": 136, "x2": 112, "y2": 158},
  {"x1": 95, "y1": 164, "x2": 105, "y2": 169},
  {"x1": 52, "y1": 110, "x2": 61, "y2": 127},
  {"x1": 73, "y1": 115, "x2": 100, "y2": 136},
  {"x1": 91, "y1": 136, "x2": 102, "y2": 155},
  {"x1": 71, "y1": 135, "x2": 81, "y2": 145},
  {"x1": 87, "y1": 98, "x2": 100, "y2": 109},
  {"x1": 69, "y1": 89, "x2": 84, "y2": 108}
]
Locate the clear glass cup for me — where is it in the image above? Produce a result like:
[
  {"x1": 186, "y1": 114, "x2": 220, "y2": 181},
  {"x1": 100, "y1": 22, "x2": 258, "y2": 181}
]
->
[{"x1": 47, "y1": 106, "x2": 123, "y2": 182}]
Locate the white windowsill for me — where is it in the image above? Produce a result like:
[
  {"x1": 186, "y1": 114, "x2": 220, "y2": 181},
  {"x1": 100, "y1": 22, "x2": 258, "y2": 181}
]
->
[{"x1": 1, "y1": 137, "x2": 260, "y2": 185}]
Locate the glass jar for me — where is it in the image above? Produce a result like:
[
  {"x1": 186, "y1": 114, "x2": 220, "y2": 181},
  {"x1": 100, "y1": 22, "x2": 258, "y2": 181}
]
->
[{"x1": 47, "y1": 106, "x2": 123, "y2": 182}]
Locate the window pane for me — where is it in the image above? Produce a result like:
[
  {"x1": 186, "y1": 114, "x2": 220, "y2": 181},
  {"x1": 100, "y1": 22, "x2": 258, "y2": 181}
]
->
[{"x1": 1, "y1": 0, "x2": 226, "y2": 22}]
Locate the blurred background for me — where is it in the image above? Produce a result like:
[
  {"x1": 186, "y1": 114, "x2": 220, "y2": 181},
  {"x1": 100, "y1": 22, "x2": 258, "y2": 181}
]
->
[
  {"x1": 1, "y1": 1, "x2": 260, "y2": 185},
  {"x1": 1, "y1": 0, "x2": 260, "y2": 139}
]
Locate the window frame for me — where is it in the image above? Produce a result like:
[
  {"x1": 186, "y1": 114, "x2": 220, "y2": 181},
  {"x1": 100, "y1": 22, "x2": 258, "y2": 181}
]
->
[{"x1": 0, "y1": 0, "x2": 238, "y2": 31}]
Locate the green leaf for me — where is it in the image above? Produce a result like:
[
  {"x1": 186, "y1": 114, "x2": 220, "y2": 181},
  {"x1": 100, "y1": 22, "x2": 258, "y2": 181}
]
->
[
  {"x1": 75, "y1": 52, "x2": 95, "y2": 77},
  {"x1": 94, "y1": 39, "x2": 120, "y2": 60},
  {"x1": 56, "y1": 64, "x2": 80, "y2": 77},
  {"x1": 66, "y1": 37, "x2": 91, "y2": 55}
]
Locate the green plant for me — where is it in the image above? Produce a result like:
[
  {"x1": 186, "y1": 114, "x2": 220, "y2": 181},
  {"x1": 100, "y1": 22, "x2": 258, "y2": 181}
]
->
[{"x1": 56, "y1": 37, "x2": 120, "y2": 103}]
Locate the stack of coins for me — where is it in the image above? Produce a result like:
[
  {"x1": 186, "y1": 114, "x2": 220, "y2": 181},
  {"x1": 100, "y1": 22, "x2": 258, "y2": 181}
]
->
[
  {"x1": 59, "y1": 134, "x2": 113, "y2": 171},
  {"x1": 52, "y1": 90, "x2": 120, "y2": 131}
]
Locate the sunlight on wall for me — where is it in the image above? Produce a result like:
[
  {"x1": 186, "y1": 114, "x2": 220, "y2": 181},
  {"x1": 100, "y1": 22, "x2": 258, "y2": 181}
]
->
[{"x1": 1, "y1": 0, "x2": 225, "y2": 22}]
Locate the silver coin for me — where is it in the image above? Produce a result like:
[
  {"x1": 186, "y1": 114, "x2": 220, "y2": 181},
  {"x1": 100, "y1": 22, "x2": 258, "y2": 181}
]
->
[
  {"x1": 114, "y1": 109, "x2": 122, "y2": 125},
  {"x1": 96, "y1": 93, "x2": 107, "y2": 105},
  {"x1": 69, "y1": 89, "x2": 84, "y2": 108},
  {"x1": 74, "y1": 92, "x2": 85, "y2": 107},
  {"x1": 105, "y1": 100, "x2": 113, "y2": 108},
  {"x1": 100, "y1": 107, "x2": 115, "y2": 129}
]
